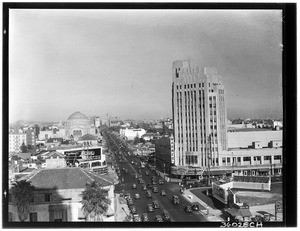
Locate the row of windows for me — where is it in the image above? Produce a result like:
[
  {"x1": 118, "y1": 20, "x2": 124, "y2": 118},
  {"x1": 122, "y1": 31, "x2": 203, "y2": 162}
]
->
[
  {"x1": 220, "y1": 155, "x2": 282, "y2": 163},
  {"x1": 176, "y1": 83, "x2": 206, "y2": 90}
]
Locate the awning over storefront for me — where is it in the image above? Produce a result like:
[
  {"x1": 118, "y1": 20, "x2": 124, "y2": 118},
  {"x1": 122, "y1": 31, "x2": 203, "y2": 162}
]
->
[
  {"x1": 203, "y1": 170, "x2": 233, "y2": 176},
  {"x1": 258, "y1": 169, "x2": 270, "y2": 172}
]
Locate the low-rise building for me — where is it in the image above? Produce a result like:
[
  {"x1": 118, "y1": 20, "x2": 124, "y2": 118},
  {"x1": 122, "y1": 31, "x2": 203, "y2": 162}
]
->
[
  {"x1": 9, "y1": 168, "x2": 115, "y2": 222},
  {"x1": 119, "y1": 128, "x2": 146, "y2": 140}
]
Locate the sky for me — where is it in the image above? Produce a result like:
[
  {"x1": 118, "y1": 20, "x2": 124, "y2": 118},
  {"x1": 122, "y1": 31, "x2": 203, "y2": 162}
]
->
[{"x1": 9, "y1": 9, "x2": 283, "y2": 122}]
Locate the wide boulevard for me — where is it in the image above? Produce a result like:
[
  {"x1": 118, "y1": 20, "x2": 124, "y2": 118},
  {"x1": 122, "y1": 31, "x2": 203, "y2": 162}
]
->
[{"x1": 104, "y1": 130, "x2": 207, "y2": 222}]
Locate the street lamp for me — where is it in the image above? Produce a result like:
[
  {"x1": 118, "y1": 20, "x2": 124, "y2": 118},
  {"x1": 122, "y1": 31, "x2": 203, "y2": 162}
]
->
[{"x1": 207, "y1": 135, "x2": 212, "y2": 186}]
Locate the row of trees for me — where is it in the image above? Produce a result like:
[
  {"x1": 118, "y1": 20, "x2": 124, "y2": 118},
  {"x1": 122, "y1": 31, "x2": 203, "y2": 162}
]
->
[{"x1": 10, "y1": 180, "x2": 111, "y2": 222}]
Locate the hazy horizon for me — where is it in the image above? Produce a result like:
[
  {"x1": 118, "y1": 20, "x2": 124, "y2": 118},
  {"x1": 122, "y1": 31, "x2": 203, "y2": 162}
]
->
[{"x1": 9, "y1": 9, "x2": 283, "y2": 123}]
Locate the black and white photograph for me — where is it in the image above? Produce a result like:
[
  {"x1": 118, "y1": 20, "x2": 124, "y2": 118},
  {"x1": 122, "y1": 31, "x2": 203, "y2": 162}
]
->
[{"x1": 2, "y1": 2, "x2": 296, "y2": 228}]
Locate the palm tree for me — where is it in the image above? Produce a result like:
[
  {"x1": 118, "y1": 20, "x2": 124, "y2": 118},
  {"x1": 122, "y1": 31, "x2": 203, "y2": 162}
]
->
[
  {"x1": 10, "y1": 180, "x2": 35, "y2": 222},
  {"x1": 81, "y1": 181, "x2": 111, "y2": 221}
]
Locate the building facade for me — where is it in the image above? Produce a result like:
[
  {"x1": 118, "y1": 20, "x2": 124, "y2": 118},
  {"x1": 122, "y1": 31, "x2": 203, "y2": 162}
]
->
[
  {"x1": 172, "y1": 60, "x2": 227, "y2": 169},
  {"x1": 155, "y1": 136, "x2": 174, "y2": 175},
  {"x1": 26, "y1": 128, "x2": 36, "y2": 148},
  {"x1": 9, "y1": 133, "x2": 27, "y2": 153},
  {"x1": 65, "y1": 111, "x2": 96, "y2": 141}
]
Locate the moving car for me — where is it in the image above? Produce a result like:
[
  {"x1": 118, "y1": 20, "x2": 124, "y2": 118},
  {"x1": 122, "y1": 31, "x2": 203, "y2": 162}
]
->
[
  {"x1": 142, "y1": 184, "x2": 147, "y2": 191},
  {"x1": 160, "y1": 190, "x2": 166, "y2": 196},
  {"x1": 155, "y1": 215, "x2": 163, "y2": 222},
  {"x1": 152, "y1": 200, "x2": 160, "y2": 209},
  {"x1": 158, "y1": 180, "x2": 164, "y2": 185},
  {"x1": 141, "y1": 213, "x2": 149, "y2": 222},
  {"x1": 134, "y1": 193, "x2": 140, "y2": 199},
  {"x1": 132, "y1": 184, "x2": 137, "y2": 189},
  {"x1": 152, "y1": 186, "x2": 158, "y2": 193},
  {"x1": 185, "y1": 205, "x2": 192, "y2": 213},
  {"x1": 172, "y1": 195, "x2": 180, "y2": 204},
  {"x1": 146, "y1": 190, "x2": 152, "y2": 198},
  {"x1": 145, "y1": 171, "x2": 149, "y2": 176},
  {"x1": 147, "y1": 204, "x2": 154, "y2": 212},
  {"x1": 162, "y1": 210, "x2": 171, "y2": 221}
]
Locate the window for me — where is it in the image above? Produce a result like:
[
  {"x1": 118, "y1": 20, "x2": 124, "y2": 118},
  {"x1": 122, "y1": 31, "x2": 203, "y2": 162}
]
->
[
  {"x1": 274, "y1": 155, "x2": 281, "y2": 160},
  {"x1": 227, "y1": 157, "x2": 230, "y2": 163},
  {"x1": 222, "y1": 158, "x2": 226, "y2": 163},
  {"x1": 29, "y1": 195, "x2": 34, "y2": 203},
  {"x1": 45, "y1": 194, "x2": 51, "y2": 202},
  {"x1": 243, "y1": 157, "x2": 251, "y2": 161},
  {"x1": 237, "y1": 157, "x2": 241, "y2": 162},
  {"x1": 264, "y1": 156, "x2": 271, "y2": 160},
  {"x1": 30, "y1": 213, "x2": 38, "y2": 222},
  {"x1": 253, "y1": 156, "x2": 261, "y2": 161}
]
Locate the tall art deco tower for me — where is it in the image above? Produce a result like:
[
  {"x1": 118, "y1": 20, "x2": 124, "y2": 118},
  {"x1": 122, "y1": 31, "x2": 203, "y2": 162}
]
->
[{"x1": 172, "y1": 60, "x2": 227, "y2": 169}]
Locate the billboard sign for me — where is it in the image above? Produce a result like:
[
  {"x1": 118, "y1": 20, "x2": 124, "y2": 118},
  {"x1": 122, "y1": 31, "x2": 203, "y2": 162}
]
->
[{"x1": 212, "y1": 182, "x2": 227, "y2": 204}]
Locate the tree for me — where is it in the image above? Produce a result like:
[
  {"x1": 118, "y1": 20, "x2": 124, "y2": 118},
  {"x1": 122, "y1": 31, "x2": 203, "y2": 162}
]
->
[
  {"x1": 81, "y1": 181, "x2": 111, "y2": 221},
  {"x1": 133, "y1": 135, "x2": 140, "y2": 145},
  {"x1": 20, "y1": 142, "x2": 28, "y2": 153},
  {"x1": 10, "y1": 180, "x2": 35, "y2": 222}
]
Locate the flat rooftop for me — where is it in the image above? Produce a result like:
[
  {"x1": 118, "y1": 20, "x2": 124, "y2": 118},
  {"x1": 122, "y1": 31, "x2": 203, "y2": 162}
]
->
[{"x1": 228, "y1": 128, "x2": 274, "y2": 132}]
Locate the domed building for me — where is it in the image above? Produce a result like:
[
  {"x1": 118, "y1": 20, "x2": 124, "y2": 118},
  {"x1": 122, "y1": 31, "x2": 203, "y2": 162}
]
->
[{"x1": 65, "y1": 111, "x2": 96, "y2": 141}]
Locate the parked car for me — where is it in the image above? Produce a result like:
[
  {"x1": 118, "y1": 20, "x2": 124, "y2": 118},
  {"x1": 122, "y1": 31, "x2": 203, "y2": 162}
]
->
[
  {"x1": 155, "y1": 215, "x2": 163, "y2": 222},
  {"x1": 191, "y1": 204, "x2": 200, "y2": 211},
  {"x1": 141, "y1": 213, "x2": 149, "y2": 222},
  {"x1": 153, "y1": 200, "x2": 160, "y2": 209},
  {"x1": 185, "y1": 205, "x2": 192, "y2": 213},
  {"x1": 132, "y1": 184, "x2": 137, "y2": 189},
  {"x1": 129, "y1": 205, "x2": 137, "y2": 214},
  {"x1": 125, "y1": 193, "x2": 132, "y2": 200},
  {"x1": 134, "y1": 193, "x2": 140, "y2": 199},
  {"x1": 127, "y1": 198, "x2": 134, "y2": 206},
  {"x1": 162, "y1": 210, "x2": 171, "y2": 221},
  {"x1": 145, "y1": 171, "x2": 149, "y2": 176},
  {"x1": 158, "y1": 180, "x2": 164, "y2": 185},
  {"x1": 147, "y1": 204, "x2": 154, "y2": 212},
  {"x1": 132, "y1": 214, "x2": 141, "y2": 222},
  {"x1": 142, "y1": 184, "x2": 147, "y2": 191},
  {"x1": 147, "y1": 183, "x2": 152, "y2": 189}
]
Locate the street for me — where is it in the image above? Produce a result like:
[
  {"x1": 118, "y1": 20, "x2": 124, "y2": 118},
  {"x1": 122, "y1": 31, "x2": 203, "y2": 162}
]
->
[{"x1": 104, "y1": 131, "x2": 207, "y2": 222}]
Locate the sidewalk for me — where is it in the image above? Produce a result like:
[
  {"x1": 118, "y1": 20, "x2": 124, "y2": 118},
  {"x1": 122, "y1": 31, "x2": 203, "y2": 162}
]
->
[
  {"x1": 114, "y1": 193, "x2": 131, "y2": 222},
  {"x1": 182, "y1": 189, "x2": 225, "y2": 221}
]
